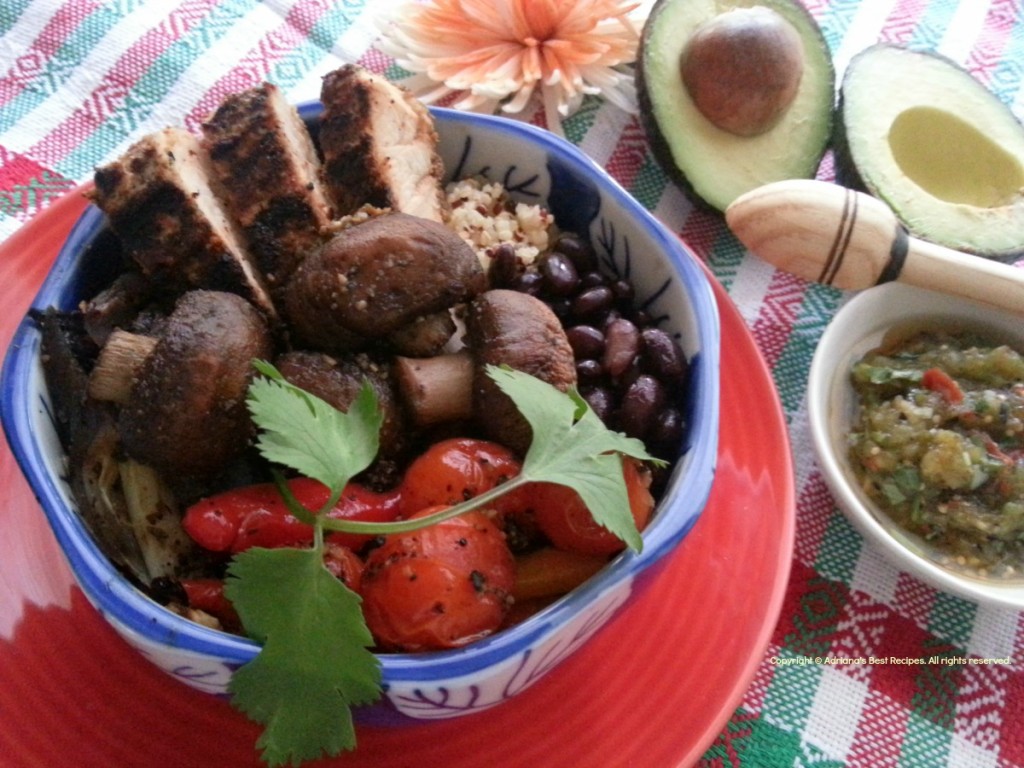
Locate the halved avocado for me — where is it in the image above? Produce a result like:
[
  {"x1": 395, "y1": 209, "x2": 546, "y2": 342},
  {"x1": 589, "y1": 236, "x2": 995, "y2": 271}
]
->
[
  {"x1": 636, "y1": 0, "x2": 835, "y2": 212},
  {"x1": 835, "y1": 44, "x2": 1024, "y2": 262}
]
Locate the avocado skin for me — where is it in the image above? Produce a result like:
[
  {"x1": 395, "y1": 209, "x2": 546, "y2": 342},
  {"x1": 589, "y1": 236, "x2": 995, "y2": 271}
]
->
[
  {"x1": 634, "y1": 0, "x2": 706, "y2": 210},
  {"x1": 831, "y1": 89, "x2": 864, "y2": 193},
  {"x1": 636, "y1": 0, "x2": 835, "y2": 213},
  {"x1": 834, "y1": 43, "x2": 1024, "y2": 262}
]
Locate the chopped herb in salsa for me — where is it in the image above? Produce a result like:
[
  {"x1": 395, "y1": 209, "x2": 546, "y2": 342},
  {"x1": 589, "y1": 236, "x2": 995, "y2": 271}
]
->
[{"x1": 848, "y1": 330, "x2": 1024, "y2": 578}]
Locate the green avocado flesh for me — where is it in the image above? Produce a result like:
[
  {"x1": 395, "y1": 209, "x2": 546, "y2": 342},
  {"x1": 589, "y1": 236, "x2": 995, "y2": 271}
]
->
[
  {"x1": 837, "y1": 44, "x2": 1024, "y2": 261},
  {"x1": 637, "y1": 0, "x2": 835, "y2": 212}
]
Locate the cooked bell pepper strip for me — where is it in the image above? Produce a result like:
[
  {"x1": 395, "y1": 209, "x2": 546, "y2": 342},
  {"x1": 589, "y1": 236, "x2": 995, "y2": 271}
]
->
[
  {"x1": 182, "y1": 477, "x2": 401, "y2": 554},
  {"x1": 181, "y1": 578, "x2": 241, "y2": 631},
  {"x1": 512, "y1": 547, "x2": 609, "y2": 602}
]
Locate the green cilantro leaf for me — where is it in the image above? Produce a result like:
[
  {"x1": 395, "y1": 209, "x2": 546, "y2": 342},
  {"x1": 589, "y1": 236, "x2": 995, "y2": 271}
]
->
[
  {"x1": 225, "y1": 547, "x2": 380, "y2": 767},
  {"x1": 487, "y1": 364, "x2": 663, "y2": 552},
  {"x1": 247, "y1": 360, "x2": 382, "y2": 495}
]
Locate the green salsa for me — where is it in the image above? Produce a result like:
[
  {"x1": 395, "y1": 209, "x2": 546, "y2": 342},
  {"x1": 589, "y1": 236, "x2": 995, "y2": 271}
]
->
[{"x1": 848, "y1": 330, "x2": 1024, "y2": 578}]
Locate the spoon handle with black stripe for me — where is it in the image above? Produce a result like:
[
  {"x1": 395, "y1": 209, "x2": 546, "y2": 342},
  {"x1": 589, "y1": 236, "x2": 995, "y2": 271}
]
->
[{"x1": 725, "y1": 179, "x2": 1024, "y2": 316}]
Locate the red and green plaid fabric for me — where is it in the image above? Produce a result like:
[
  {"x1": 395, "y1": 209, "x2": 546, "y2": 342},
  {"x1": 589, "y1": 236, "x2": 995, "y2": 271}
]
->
[{"x1": 1, "y1": 1, "x2": 1023, "y2": 766}]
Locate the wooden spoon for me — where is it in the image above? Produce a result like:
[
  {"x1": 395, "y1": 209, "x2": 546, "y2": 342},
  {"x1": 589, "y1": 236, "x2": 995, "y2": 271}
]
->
[{"x1": 725, "y1": 179, "x2": 1024, "y2": 315}]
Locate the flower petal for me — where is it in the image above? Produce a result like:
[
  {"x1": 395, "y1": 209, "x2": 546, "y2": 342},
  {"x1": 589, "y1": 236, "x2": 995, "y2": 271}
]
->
[{"x1": 376, "y1": 0, "x2": 648, "y2": 123}]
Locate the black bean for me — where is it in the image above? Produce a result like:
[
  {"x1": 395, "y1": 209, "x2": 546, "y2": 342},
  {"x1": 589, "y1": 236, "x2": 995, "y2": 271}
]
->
[
  {"x1": 614, "y1": 356, "x2": 643, "y2": 392},
  {"x1": 576, "y1": 358, "x2": 604, "y2": 383},
  {"x1": 582, "y1": 386, "x2": 615, "y2": 423},
  {"x1": 553, "y1": 232, "x2": 597, "y2": 273},
  {"x1": 571, "y1": 285, "x2": 615, "y2": 320},
  {"x1": 511, "y1": 270, "x2": 543, "y2": 296},
  {"x1": 610, "y1": 278, "x2": 634, "y2": 306},
  {"x1": 601, "y1": 308, "x2": 623, "y2": 328},
  {"x1": 579, "y1": 270, "x2": 609, "y2": 289},
  {"x1": 565, "y1": 325, "x2": 605, "y2": 359},
  {"x1": 549, "y1": 297, "x2": 573, "y2": 320},
  {"x1": 487, "y1": 243, "x2": 519, "y2": 287},
  {"x1": 538, "y1": 252, "x2": 580, "y2": 297},
  {"x1": 649, "y1": 406, "x2": 685, "y2": 452},
  {"x1": 640, "y1": 327, "x2": 688, "y2": 384},
  {"x1": 631, "y1": 308, "x2": 653, "y2": 328},
  {"x1": 617, "y1": 375, "x2": 666, "y2": 440},
  {"x1": 603, "y1": 317, "x2": 641, "y2": 378}
]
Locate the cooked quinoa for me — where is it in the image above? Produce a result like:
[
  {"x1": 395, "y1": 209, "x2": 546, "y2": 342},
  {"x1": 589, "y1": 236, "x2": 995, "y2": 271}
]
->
[{"x1": 445, "y1": 178, "x2": 555, "y2": 271}]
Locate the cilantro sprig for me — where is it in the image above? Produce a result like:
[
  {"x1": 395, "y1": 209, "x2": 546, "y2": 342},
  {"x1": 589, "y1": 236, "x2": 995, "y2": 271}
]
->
[{"x1": 225, "y1": 361, "x2": 663, "y2": 766}]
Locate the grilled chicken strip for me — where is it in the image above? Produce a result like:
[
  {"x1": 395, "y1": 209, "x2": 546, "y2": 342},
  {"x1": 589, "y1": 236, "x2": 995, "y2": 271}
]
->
[
  {"x1": 202, "y1": 83, "x2": 334, "y2": 289},
  {"x1": 91, "y1": 127, "x2": 276, "y2": 319},
  {"x1": 319, "y1": 64, "x2": 448, "y2": 223}
]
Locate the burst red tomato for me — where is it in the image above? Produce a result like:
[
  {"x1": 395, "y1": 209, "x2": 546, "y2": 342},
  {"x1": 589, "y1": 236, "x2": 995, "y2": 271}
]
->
[
  {"x1": 529, "y1": 457, "x2": 655, "y2": 555},
  {"x1": 322, "y1": 542, "x2": 364, "y2": 592},
  {"x1": 398, "y1": 438, "x2": 523, "y2": 517},
  {"x1": 360, "y1": 507, "x2": 516, "y2": 652}
]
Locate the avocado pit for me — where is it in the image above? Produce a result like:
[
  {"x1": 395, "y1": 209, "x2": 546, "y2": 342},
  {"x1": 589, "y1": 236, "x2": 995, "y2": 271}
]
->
[{"x1": 680, "y1": 6, "x2": 804, "y2": 137}]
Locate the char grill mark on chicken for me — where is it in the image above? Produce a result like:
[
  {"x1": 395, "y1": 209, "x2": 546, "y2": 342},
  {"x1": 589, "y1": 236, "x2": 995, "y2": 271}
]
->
[
  {"x1": 202, "y1": 83, "x2": 334, "y2": 290},
  {"x1": 91, "y1": 127, "x2": 276, "y2": 320},
  {"x1": 318, "y1": 64, "x2": 449, "y2": 223}
]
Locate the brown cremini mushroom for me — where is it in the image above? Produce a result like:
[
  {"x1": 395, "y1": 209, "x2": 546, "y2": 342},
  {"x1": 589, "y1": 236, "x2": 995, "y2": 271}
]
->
[
  {"x1": 88, "y1": 290, "x2": 273, "y2": 477},
  {"x1": 395, "y1": 289, "x2": 577, "y2": 454},
  {"x1": 281, "y1": 212, "x2": 486, "y2": 354}
]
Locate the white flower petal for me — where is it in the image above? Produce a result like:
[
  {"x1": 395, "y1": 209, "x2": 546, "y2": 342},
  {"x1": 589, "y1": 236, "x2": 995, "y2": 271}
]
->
[{"x1": 501, "y1": 81, "x2": 537, "y2": 113}]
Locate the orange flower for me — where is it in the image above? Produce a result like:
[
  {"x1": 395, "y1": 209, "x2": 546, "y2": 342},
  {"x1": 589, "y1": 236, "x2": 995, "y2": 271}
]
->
[{"x1": 378, "y1": 0, "x2": 646, "y2": 131}]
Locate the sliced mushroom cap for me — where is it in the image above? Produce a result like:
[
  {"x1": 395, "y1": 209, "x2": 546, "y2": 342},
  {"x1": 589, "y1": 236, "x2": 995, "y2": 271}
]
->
[
  {"x1": 118, "y1": 290, "x2": 273, "y2": 477},
  {"x1": 468, "y1": 289, "x2": 577, "y2": 454},
  {"x1": 281, "y1": 212, "x2": 485, "y2": 353}
]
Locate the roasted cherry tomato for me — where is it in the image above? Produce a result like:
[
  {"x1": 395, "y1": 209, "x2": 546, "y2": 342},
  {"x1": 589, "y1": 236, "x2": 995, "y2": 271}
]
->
[
  {"x1": 182, "y1": 477, "x2": 401, "y2": 554},
  {"x1": 323, "y1": 542, "x2": 364, "y2": 592},
  {"x1": 360, "y1": 507, "x2": 516, "y2": 651},
  {"x1": 181, "y1": 541, "x2": 365, "y2": 629},
  {"x1": 180, "y1": 578, "x2": 241, "y2": 632},
  {"x1": 529, "y1": 457, "x2": 655, "y2": 555},
  {"x1": 398, "y1": 438, "x2": 523, "y2": 518}
]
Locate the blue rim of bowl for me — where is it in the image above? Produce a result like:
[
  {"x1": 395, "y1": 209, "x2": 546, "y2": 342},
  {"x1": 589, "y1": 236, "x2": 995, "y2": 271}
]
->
[{"x1": 1, "y1": 106, "x2": 720, "y2": 681}]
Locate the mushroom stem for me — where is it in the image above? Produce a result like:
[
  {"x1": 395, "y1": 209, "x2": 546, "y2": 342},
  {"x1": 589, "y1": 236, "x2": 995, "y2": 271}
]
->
[
  {"x1": 87, "y1": 330, "x2": 158, "y2": 403},
  {"x1": 394, "y1": 350, "x2": 474, "y2": 427}
]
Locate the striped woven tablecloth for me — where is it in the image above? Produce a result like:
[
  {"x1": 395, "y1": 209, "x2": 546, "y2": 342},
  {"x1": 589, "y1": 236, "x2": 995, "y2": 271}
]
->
[{"x1": 1, "y1": 1, "x2": 1023, "y2": 766}]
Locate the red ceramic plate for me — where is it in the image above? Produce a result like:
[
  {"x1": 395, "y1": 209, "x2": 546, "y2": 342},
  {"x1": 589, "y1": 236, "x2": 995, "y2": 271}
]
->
[{"x1": 0, "y1": 190, "x2": 794, "y2": 768}]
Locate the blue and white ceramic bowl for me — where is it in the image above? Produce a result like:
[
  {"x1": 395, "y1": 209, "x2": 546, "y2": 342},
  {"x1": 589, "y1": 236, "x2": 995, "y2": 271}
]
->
[{"x1": 1, "y1": 106, "x2": 720, "y2": 722}]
